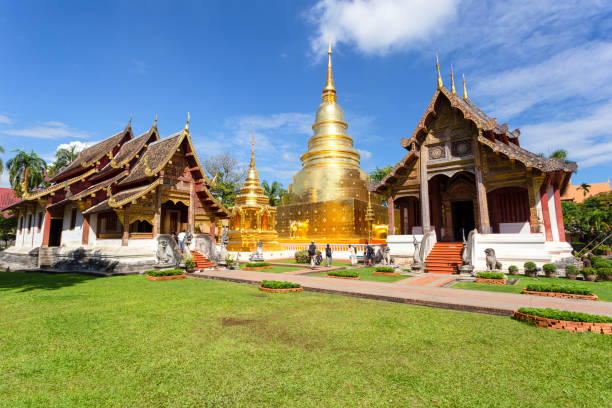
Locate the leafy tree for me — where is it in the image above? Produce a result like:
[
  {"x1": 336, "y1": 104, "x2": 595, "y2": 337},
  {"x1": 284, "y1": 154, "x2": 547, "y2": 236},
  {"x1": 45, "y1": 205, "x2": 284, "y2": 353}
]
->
[
  {"x1": 549, "y1": 149, "x2": 568, "y2": 160},
  {"x1": 6, "y1": 149, "x2": 47, "y2": 197},
  {"x1": 563, "y1": 191, "x2": 612, "y2": 245},
  {"x1": 369, "y1": 165, "x2": 394, "y2": 184},
  {"x1": 202, "y1": 152, "x2": 247, "y2": 207},
  {"x1": 0, "y1": 145, "x2": 4, "y2": 174},
  {"x1": 0, "y1": 215, "x2": 17, "y2": 247},
  {"x1": 578, "y1": 183, "x2": 591, "y2": 197},
  {"x1": 48, "y1": 145, "x2": 79, "y2": 177},
  {"x1": 262, "y1": 180, "x2": 287, "y2": 206}
]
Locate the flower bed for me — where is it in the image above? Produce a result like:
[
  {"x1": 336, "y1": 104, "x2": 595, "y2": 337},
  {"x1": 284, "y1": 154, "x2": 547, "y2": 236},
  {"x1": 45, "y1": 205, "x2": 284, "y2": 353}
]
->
[
  {"x1": 522, "y1": 289, "x2": 598, "y2": 301},
  {"x1": 327, "y1": 270, "x2": 360, "y2": 280},
  {"x1": 522, "y1": 284, "x2": 597, "y2": 300},
  {"x1": 145, "y1": 269, "x2": 186, "y2": 281},
  {"x1": 258, "y1": 280, "x2": 303, "y2": 293},
  {"x1": 513, "y1": 308, "x2": 612, "y2": 334},
  {"x1": 475, "y1": 272, "x2": 507, "y2": 285},
  {"x1": 372, "y1": 266, "x2": 398, "y2": 276},
  {"x1": 242, "y1": 262, "x2": 273, "y2": 271}
]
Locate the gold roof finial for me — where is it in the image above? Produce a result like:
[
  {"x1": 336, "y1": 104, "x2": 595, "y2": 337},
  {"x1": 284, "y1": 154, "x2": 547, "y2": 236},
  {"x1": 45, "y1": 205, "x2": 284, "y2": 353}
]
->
[
  {"x1": 436, "y1": 53, "x2": 443, "y2": 89},
  {"x1": 250, "y1": 127, "x2": 256, "y2": 169},
  {"x1": 21, "y1": 167, "x2": 29, "y2": 194},
  {"x1": 184, "y1": 112, "x2": 190, "y2": 131},
  {"x1": 322, "y1": 36, "x2": 337, "y2": 102},
  {"x1": 153, "y1": 112, "x2": 158, "y2": 127},
  {"x1": 128, "y1": 114, "x2": 132, "y2": 127},
  {"x1": 450, "y1": 64, "x2": 456, "y2": 95},
  {"x1": 462, "y1": 74, "x2": 468, "y2": 100}
]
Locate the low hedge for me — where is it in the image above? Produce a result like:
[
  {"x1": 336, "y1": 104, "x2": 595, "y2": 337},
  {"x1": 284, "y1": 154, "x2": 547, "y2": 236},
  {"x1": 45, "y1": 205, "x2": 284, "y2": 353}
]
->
[
  {"x1": 295, "y1": 250, "x2": 321, "y2": 264},
  {"x1": 477, "y1": 272, "x2": 505, "y2": 280},
  {"x1": 375, "y1": 266, "x2": 395, "y2": 273},
  {"x1": 244, "y1": 262, "x2": 270, "y2": 268},
  {"x1": 593, "y1": 256, "x2": 612, "y2": 269},
  {"x1": 518, "y1": 307, "x2": 612, "y2": 323},
  {"x1": 260, "y1": 280, "x2": 301, "y2": 289},
  {"x1": 146, "y1": 269, "x2": 185, "y2": 277},
  {"x1": 597, "y1": 268, "x2": 612, "y2": 278},
  {"x1": 525, "y1": 284, "x2": 593, "y2": 296},
  {"x1": 565, "y1": 265, "x2": 579, "y2": 275},
  {"x1": 582, "y1": 267, "x2": 597, "y2": 276},
  {"x1": 327, "y1": 270, "x2": 359, "y2": 278},
  {"x1": 508, "y1": 265, "x2": 518, "y2": 273}
]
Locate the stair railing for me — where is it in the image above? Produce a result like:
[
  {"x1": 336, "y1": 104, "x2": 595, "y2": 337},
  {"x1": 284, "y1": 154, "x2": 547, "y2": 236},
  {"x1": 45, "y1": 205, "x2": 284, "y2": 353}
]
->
[{"x1": 419, "y1": 230, "x2": 437, "y2": 263}]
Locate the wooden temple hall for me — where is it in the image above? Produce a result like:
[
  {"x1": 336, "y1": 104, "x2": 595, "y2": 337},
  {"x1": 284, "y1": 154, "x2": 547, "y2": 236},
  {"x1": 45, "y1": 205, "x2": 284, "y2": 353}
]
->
[
  {"x1": 374, "y1": 61, "x2": 576, "y2": 243},
  {"x1": 5, "y1": 117, "x2": 227, "y2": 252}
]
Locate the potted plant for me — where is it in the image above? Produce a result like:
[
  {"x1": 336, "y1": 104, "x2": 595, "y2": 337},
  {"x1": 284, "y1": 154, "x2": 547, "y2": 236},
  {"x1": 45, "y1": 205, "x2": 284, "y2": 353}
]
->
[
  {"x1": 183, "y1": 254, "x2": 196, "y2": 273},
  {"x1": 542, "y1": 263, "x2": 557, "y2": 278},
  {"x1": 524, "y1": 262, "x2": 538, "y2": 278},
  {"x1": 582, "y1": 267, "x2": 597, "y2": 282},
  {"x1": 225, "y1": 254, "x2": 236, "y2": 269},
  {"x1": 565, "y1": 265, "x2": 579, "y2": 280},
  {"x1": 508, "y1": 265, "x2": 519, "y2": 275},
  {"x1": 597, "y1": 268, "x2": 612, "y2": 281}
]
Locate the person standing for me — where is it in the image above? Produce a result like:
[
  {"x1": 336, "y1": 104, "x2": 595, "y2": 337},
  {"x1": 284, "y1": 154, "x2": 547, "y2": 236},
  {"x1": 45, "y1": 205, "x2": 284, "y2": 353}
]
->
[
  {"x1": 308, "y1": 240, "x2": 317, "y2": 269},
  {"x1": 348, "y1": 244, "x2": 357, "y2": 265},
  {"x1": 325, "y1": 244, "x2": 332, "y2": 267},
  {"x1": 366, "y1": 243, "x2": 374, "y2": 266},
  {"x1": 178, "y1": 229, "x2": 186, "y2": 252}
]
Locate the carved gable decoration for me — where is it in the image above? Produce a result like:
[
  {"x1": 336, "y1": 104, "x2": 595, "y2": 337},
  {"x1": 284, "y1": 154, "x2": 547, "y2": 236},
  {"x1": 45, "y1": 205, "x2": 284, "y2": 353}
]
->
[
  {"x1": 452, "y1": 140, "x2": 472, "y2": 157},
  {"x1": 429, "y1": 145, "x2": 446, "y2": 160}
]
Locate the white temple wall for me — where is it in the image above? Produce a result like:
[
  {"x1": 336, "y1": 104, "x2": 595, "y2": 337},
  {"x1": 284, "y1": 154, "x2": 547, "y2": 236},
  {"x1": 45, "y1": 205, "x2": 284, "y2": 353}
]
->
[
  {"x1": 61, "y1": 204, "x2": 84, "y2": 247},
  {"x1": 14, "y1": 206, "x2": 45, "y2": 249}
]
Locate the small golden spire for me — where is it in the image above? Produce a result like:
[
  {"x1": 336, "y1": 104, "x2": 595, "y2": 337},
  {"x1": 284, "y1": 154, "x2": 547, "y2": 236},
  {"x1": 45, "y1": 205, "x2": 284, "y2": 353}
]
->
[
  {"x1": 436, "y1": 53, "x2": 443, "y2": 89},
  {"x1": 250, "y1": 127, "x2": 256, "y2": 169},
  {"x1": 153, "y1": 112, "x2": 158, "y2": 127},
  {"x1": 450, "y1": 64, "x2": 456, "y2": 95},
  {"x1": 462, "y1": 74, "x2": 468, "y2": 100},
  {"x1": 128, "y1": 115, "x2": 132, "y2": 127},
  {"x1": 322, "y1": 37, "x2": 337, "y2": 102},
  {"x1": 184, "y1": 112, "x2": 190, "y2": 131},
  {"x1": 21, "y1": 168, "x2": 29, "y2": 193}
]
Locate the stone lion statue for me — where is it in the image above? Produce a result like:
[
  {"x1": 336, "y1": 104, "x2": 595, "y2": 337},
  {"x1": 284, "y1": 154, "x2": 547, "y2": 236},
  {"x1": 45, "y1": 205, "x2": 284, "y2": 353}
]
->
[{"x1": 484, "y1": 248, "x2": 502, "y2": 271}]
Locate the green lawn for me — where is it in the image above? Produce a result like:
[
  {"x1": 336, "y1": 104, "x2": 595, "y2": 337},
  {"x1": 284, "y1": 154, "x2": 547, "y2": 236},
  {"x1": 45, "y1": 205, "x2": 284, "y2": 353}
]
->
[
  {"x1": 1, "y1": 272, "x2": 611, "y2": 407},
  {"x1": 310, "y1": 267, "x2": 409, "y2": 283},
  {"x1": 239, "y1": 265, "x2": 304, "y2": 273},
  {"x1": 452, "y1": 276, "x2": 612, "y2": 301},
  {"x1": 272, "y1": 259, "x2": 353, "y2": 266}
]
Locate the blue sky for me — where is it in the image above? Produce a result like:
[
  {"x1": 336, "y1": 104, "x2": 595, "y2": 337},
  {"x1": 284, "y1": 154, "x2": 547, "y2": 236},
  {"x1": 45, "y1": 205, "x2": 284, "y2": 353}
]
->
[{"x1": 1, "y1": 0, "x2": 611, "y2": 189}]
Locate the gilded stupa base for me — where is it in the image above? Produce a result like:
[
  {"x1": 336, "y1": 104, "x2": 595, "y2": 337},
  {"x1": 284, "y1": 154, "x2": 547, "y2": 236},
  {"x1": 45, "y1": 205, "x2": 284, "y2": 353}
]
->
[
  {"x1": 276, "y1": 198, "x2": 388, "y2": 243},
  {"x1": 227, "y1": 230, "x2": 282, "y2": 252}
]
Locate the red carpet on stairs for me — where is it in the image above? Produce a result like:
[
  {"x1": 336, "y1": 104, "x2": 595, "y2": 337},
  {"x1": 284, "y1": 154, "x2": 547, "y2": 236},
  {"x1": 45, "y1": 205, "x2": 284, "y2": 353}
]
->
[
  {"x1": 425, "y1": 242, "x2": 463, "y2": 274},
  {"x1": 190, "y1": 250, "x2": 215, "y2": 269}
]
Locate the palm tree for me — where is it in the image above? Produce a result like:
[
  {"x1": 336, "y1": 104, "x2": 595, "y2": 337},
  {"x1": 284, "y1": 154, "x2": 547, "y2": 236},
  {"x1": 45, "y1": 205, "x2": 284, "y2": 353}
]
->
[
  {"x1": 6, "y1": 149, "x2": 47, "y2": 196},
  {"x1": 549, "y1": 149, "x2": 568, "y2": 160},
  {"x1": 578, "y1": 183, "x2": 591, "y2": 197},
  {"x1": 48, "y1": 145, "x2": 80, "y2": 177},
  {"x1": 0, "y1": 145, "x2": 4, "y2": 174},
  {"x1": 262, "y1": 180, "x2": 286, "y2": 206}
]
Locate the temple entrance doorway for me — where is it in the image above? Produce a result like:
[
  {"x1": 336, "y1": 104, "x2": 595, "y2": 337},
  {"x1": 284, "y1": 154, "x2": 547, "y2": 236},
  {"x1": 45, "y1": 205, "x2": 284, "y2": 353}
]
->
[
  {"x1": 161, "y1": 201, "x2": 188, "y2": 234},
  {"x1": 49, "y1": 219, "x2": 63, "y2": 247},
  {"x1": 451, "y1": 201, "x2": 475, "y2": 241}
]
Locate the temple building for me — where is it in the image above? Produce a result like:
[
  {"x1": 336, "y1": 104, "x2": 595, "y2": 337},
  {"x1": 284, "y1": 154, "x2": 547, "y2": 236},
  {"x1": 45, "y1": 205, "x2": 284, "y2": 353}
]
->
[
  {"x1": 276, "y1": 42, "x2": 387, "y2": 243},
  {"x1": 227, "y1": 132, "x2": 281, "y2": 252},
  {"x1": 374, "y1": 60, "x2": 576, "y2": 271},
  {"x1": 0, "y1": 117, "x2": 228, "y2": 273}
]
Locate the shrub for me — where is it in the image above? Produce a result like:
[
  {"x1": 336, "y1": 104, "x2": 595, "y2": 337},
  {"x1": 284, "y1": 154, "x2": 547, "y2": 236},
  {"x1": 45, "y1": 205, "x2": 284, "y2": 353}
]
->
[
  {"x1": 295, "y1": 250, "x2": 310, "y2": 264},
  {"x1": 597, "y1": 268, "x2": 612, "y2": 278},
  {"x1": 524, "y1": 262, "x2": 537, "y2": 272},
  {"x1": 327, "y1": 270, "x2": 359, "y2": 278},
  {"x1": 542, "y1": 264, "x2": 557, "y2": 274},
  {"x1": 565, "y1": 265, "x2": 579, "y2": 275},
  {"x1": 183, "y1": 254, "x2": 196, "y2": 269},
  {"x1": 477, "y1": 272, "x2": 505, "y2": 280},
  {"x1": 244, "y1": 262, "x2": 270, "y2": 268},
  {"x1": 375, "y1": 266, "x2": 395, "y2": 273},
  {"x1": 508, "y1": 265, "x2": 518, "y2": 273},
  {"x1": 518, "y1": 308, "x2": 612, "y2": 323},
  {"x1": 525, "y1": 284, "x2": 593, "y2": 296},
  {"x1": 146, "y1": 269, "x2": 185, "y2": 277},
  {"x1": 593, "y1": 244, "x2": 611, "y2": 255},
  {"x1": 592, "y1": 256, "x2": 612, "y2": 269},
  {"x1": 260, "y1": 280, "x2": 301, "y2": 289},
  {"x1": 582, "y1": 267, "x2": 596, "y2": 276}
]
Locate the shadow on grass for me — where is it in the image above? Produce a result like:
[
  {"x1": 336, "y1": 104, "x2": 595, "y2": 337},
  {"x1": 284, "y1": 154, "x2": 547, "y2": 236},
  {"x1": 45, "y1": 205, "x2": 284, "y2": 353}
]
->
[{"x1": 0, "y1": 271, "x2": 100, "y2": 293}]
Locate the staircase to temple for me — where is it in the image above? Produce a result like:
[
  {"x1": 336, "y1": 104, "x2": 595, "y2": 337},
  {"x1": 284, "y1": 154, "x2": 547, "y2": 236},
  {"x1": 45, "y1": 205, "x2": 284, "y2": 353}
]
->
[
  {"x1": 190, "y1": 250, "x2": 215, "y2": 270},
  {"x1": 424, "y1": 242, "x2": 463, "y2": 274}
]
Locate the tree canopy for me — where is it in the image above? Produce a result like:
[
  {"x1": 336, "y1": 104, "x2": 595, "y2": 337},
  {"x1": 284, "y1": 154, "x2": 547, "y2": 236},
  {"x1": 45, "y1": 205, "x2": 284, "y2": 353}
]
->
[
  {"x1": 262, "y1": 180, "x2": 287, "y2": 206},
  {"x1": 48, "y1": 145, "x2": 79, "y2": 177},
  {"x1": 563, "y1": 191, "x2": 612, "y2": 245},
  {"x1": 202, "y1": 152, "x2": 247, "y2": 207},
  {"x1": 6, "y1": 149, "x2": 47, "y2": 197},
  {"x1": 369, "y1": 165, "x2": 394, "y2": 184}
]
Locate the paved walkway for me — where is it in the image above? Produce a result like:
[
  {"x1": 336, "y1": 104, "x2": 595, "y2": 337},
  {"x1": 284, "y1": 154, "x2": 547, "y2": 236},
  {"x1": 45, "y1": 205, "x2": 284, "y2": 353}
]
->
[{"x1": 190, "y1": 269, "x2": 612, "y2": 317}]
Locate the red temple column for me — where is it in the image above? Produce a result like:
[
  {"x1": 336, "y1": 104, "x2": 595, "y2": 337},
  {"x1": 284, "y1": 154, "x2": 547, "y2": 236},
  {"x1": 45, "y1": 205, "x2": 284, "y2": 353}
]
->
[
  {"x1": 82, "y1": 214, "x2": 90, "y2": 245},
  {"x1": 539, "y1": 177, "x2": 553, "y2": 241},
  {"x1": 41, "y1": 207, "x2": 52, "y2": 248}
]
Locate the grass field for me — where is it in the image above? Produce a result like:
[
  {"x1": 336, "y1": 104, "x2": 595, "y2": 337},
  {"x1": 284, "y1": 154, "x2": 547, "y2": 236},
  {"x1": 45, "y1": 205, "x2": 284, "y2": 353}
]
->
[
  {"x1": 452, "y1": 276, "x2": 612, "y2": 301},
  {"x1": 310, "y1": 267, "x2": 409, "y2": 282},
  {"x1": 240, "y1": 265, "x2": 304, "y2": 273},
  {"x1": 1, "y1": 272, "x2": 611, "y2": 407}
]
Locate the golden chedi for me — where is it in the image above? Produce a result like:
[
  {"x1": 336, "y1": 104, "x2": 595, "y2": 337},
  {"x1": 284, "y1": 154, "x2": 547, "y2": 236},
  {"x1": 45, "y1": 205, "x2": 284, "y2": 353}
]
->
[
  {"x1": 227, "y1": 132, "x2": 281, "y2": 251},
  {"x1": 276, "y1": 41, "x2": 387, "y2": 243}
]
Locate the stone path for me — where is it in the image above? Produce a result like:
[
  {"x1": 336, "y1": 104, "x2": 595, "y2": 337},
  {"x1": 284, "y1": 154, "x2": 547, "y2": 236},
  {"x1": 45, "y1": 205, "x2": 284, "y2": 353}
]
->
[
  {"x1": 189, "y1": 269, "x2": 612, "y2": 317},
  {"x1": 399, "y1": 275, "x2": 456, "y2": 287}
]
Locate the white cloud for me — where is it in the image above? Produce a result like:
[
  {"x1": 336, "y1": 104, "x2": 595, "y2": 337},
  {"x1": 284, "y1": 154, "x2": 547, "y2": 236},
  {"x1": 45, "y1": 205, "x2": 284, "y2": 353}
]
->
[
  {"x1": 2, "y1": 121, "x2": 89, "y2": 140},
  {"x1": 308, "y1": 0, "x2": 458, "y2": 56},
  {"x1": 0, "y1": 172, "x2": 9, "y2": 188},
  {"x1": 357, "y1": 148, "x2": 372, "y2": 160},
  {"x1": 56, "y1": 140, "x2": 94, "y2": 153},
  {"x1": 0, "y1": 114, "x2": 13, "y2": 125}
]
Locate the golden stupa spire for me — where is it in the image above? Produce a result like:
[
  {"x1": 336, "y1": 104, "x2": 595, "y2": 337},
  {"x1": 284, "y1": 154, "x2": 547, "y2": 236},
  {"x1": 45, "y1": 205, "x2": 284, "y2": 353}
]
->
[
  {"x1": 184, "y1": 112, "x2": 190, "y2": 131},
  {"x1": 450, "y1": 64, "x2": 456, "y2": 95},
  {"x1": 436, "y1": 53, "x2": 443, "y2": 89},
  {"x1": 322, "y1": 37, "x2": 337, "y2": 102},
  {"x1": 250, "y1": 127, "x2": 256, "y2": 169},
  {"x1": 462, "y1": 74, "x2": 468, "y2": 100},
  {"x1": 153, "y1": 112, "x2": 158, "y2": 128}
]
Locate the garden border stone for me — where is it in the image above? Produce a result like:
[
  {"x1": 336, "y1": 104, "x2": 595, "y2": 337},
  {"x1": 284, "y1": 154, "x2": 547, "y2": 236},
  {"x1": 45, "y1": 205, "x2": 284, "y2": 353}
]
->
[
  {"x1": 326, "y1": 275, "x2": 360, "y2": 280},
  {"x1": 513, "y1": 311, "x2": 612, "y2": 334},
  {"x1": 372, "y1": 271, "x2": 400, "y2": 276},
  {"x1": 258, "y1": 286, "x2": 303, "y2": 293},
  {"x1": 146, "y1": 274, "x2": 187, "y2": 281},
  {"x1": 522, "y1": 289, "x2": 598, "y2": 301},
  {"x1": 475, "y1": 278, "x2": 507, "y2": 285}
]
